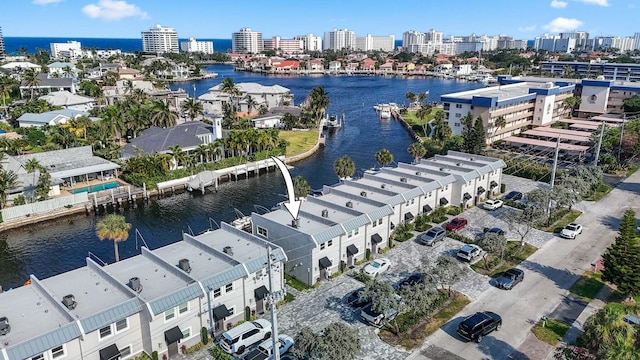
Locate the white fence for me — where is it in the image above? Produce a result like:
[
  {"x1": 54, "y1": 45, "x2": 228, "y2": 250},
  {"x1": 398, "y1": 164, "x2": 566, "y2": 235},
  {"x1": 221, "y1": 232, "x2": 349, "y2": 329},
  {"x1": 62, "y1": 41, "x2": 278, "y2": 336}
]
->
[{"x1": 1, "y1": 193, "x2": 89, "y2": 221}]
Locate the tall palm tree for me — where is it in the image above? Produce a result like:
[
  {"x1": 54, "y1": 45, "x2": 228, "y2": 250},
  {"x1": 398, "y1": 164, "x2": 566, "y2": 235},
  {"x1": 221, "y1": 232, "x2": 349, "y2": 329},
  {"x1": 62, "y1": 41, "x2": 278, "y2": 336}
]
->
[
  {"x1": 416, "y1": 103, "x2": 432, "y2": 137},
  {"x1": 405, "y1": 91, "x2": 416, "y2": 108},
  {"x1": 168, "y1": 145, "x2": 186, "y2": 169},
  {"x1": 150, "y1": 100, "x2": 178, "y2": 128},
  {"x1": 0, "y1": 168, "x2": 19, "y2": 208},
  {"x1": 293, "y1": 176, "x2": 312, "y2": 200},
  {"x1": 244, "y1": 95, "x2": 258, "y2": 115},
  {"x1": 333, "y1": 155, "x2": 355, "y2": 180},
  {"x1": 96, "y1": 214, "x2": 131, "y2": 263},
  {"x1": 375, "y1": 148, "x2": 394, "y2": 168},
  {"x1": 0, "y1": 76, "x2": 18, "y2": 117},
  {"x1": 408, "y1": 142, "x2": 426, "y2": 162},
  {"x1": 431, "y1": 111, "x2": 451, "y2": 143},
  {"x1": 493, "y1": 116, "x2": 507, "y2": 138},
  {"x1": 307, "y1": 86, "x2": 331, "y2": 124},
  {"x1": 25, "y1": 158, "x2": 42, "y2": 173},
  {"x1": 182, "y1": 98, "x2": 204, "y2": 121},
  {"x1": 22, "y1": 68, "x2": 40, "y2": 100}
]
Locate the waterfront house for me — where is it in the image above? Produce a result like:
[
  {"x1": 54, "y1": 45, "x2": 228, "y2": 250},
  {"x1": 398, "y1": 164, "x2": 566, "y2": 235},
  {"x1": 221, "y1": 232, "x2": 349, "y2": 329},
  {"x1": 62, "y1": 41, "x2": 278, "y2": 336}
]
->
[
  {"x1": 16, "y1": 108, "x2": 89, "y2": 128},
  {"x1": 272, "y1": 59, "x2": 300, "y2": 74},
  {"x1": 328, "y1": 61, "x2": 341, "y2": 73},
  {"x1": 361, "y1": 58, "x2": 376, "y2": 72},
  {"x1": 252, "y1": 106, "x2": 301, "y2": 129},
  {"x1": 117, "y1": 67, "x2": 142, "y2": 80},
  {"x1": 86, "y1": 63, "x2": 122, "y2": 79},
  {"x1": 20, "y1": 73, "x2": 76, "y2": 98},
  {"x1": 202, "y1": 82, "x2": 293, "y2": 113},
  {"x1": 39, "y1": 90, "x2": 95, "y2": 111},
  {"x1": 307, "y1": 59, "x2": 324, "y2": 72},
  {"x1": 379, "y1": 61, "x2": 394, "y2": 74},
  {"x1": 0, "y1": 222, "x2": 286, "y2": 360}
]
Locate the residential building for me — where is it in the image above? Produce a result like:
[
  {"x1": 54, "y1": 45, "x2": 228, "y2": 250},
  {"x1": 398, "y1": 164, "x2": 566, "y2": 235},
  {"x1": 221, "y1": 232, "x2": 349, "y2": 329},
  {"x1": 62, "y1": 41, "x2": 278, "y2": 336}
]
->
[
  {"x1": 323, "y1": 29, "x2": 356, "y2": 51},
  {"x1": 20, "y1": 73, "x2": 76, "y2": 97},
  {"x1": 425, "y1": 29, "x2": 444, "y2": 44},
  {"x1": 0, "y1": 26, "x2": 5, "y2": 60},
  {"x1": 180, "y1": 38, "x2": 214, "y2": 54},
  {"x1": 263, "y1": 36, "x2": 303, "y2": 54},
  {"x1": 16, "y1": 108, "x2": 89, "y2": 128},
  {"x1": 50, "y1": 40, "x2": 82, "y2": 59},
  {"x1": 440, "y1": 78, "x2": 575, "y2": 143},
  {"x1": 355, "y1": 34, "x2": 395, "y2": 52},
  {"x1": 47, "y1": 61, "x2": 76, "y2": 78},
  {"x1": 577, "y1": 79, "x2": 640, "y2": 116},
  {"x1": 142, "y1": 24, "x2": 179, "y2": 54},
  {"x1": 634, "y1": 32, "x2": 640, "y2": 50},
  {"x1": 540, "y1": 60, "x2": 640, "y2": 81},
  {"x1": 402, "y1": 30, "x2": 426, "y2": 49},
  {"x1": 251, "y1": 151, "x2": 504, "y2": 287},
  {"x1": 200, "y1": 82, "x2": 293, "y2": 113},
  {"x1": 39, "y1": 90, "x2": 95, "y2": 111},
  {"x1": 0, "y1": 223, "x2": 286, "y2": 360},
  {"x1": 232, "y1": 28, "x2": 263, "y2": 54},
  {"x1": 593, "y1": 36, "x2": 635, "y2": 52},
  {"x1": 252, "y1": 106, "x2": 301, "y2": 129},
  {"x1": 294, "y1": 33, "x2": 322, "y2": 51}
]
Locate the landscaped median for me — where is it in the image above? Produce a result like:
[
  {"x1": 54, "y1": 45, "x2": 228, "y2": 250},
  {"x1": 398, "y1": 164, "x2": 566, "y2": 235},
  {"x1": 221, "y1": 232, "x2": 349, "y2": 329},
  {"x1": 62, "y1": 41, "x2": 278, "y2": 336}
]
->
[{"x1": 470, "y1": 241, "x2": 538, "y2": 277}]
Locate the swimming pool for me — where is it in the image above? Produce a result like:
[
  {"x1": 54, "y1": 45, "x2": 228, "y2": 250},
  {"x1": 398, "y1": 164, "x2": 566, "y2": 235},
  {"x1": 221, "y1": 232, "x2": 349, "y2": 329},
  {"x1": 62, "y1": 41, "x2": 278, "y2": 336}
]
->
[{"x1": 70, "y1": 181, "x2": 120, "y2": 194}]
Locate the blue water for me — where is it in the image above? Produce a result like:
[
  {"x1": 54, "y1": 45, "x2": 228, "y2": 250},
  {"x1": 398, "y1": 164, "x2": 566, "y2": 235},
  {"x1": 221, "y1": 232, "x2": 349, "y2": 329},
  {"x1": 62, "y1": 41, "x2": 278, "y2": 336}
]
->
[
  {"x1": 0, "y1": 69, "x2": 483, "y2": 289},
  {"x1": 70, "y1": 181, "x2": 120, "y2": 194}
]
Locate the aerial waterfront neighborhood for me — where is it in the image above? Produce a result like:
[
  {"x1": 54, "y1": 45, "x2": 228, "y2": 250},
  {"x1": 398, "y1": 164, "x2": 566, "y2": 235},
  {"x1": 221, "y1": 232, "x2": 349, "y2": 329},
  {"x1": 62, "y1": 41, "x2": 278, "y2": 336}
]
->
[{"x1": 1, "y1": 1, "x2": 640, "y2": 360}]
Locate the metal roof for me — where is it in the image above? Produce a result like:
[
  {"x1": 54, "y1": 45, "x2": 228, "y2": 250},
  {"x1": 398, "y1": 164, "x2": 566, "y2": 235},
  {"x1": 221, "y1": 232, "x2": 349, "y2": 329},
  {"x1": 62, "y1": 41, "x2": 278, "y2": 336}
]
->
[
  {"x1": 386, "y1": 194, "x2": 405, "y2": 206},
  {"x1": 366, "y1": 205, "x2": 394, "y2": 221},
  {"x1": 6, "y1": 322, "x2": 82, "y2": 360},
  {"x1": 80, "y1": 298, "x2": 143, "y2": 333},
  {"x1": 341, "y1": 214, "x2": 371, "y2": 232},
  {"x1": 149, "y1": 282, "x2": 204, "y2": 315},
  {"x1": 403, "y1": 186, "x2": 424, "y2": 200},
  {"x1": 200, "y1": 265, "x2": 248, "y2": 293},
  {"x1": 313, "y1": 224, "x2": 346, "y2": 244}
]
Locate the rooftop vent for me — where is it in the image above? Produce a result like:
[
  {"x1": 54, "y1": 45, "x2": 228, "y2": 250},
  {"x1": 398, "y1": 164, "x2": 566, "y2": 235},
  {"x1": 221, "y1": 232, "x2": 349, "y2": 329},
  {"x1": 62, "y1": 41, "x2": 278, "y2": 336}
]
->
[
  {"x1": 469, "y1": 158, "x2": 474, "y2": 161},
  {"x1": 456, "y1": 163, "x2": 461, "y2": 166},
  {"x1": 178, "y1": 258, "x2": 191, "y2": 273},
  {"x1": 400, "y1": 177, "x2": 407, "y2": 183},
  {"x1": 415, "y1": 172, "x2": 421, "y2": 176},
  {"x1": 0, "y1": 317, "x2": 10, "y2": 336},
  {"x1": 291, "y1": 219, "x2": 299, "y2": 228},
  {"x1": 128, "y1": 277, "x2": 142, "y2": 293},
  {"x1": 381, "y1": 184, "x2": 386, "y2": 189},
  {"x1": 439, "y1": 168, "x2": 444, "y2": 171},
  {"x1": 321, "y1": 209, "x2": 329, "y2": 218},
  {"x1": 346, "y1": 201, "x2": 353, "y2": 208},
  {"x1": 360, "y1": 191, "x2": 367, "y2": 197},
  {"x1": 223, "y1": 246, "x2": 233, "y2": 256},
  {"x1": 62, "y1": 294, "x2": 77, "y2": 310}
]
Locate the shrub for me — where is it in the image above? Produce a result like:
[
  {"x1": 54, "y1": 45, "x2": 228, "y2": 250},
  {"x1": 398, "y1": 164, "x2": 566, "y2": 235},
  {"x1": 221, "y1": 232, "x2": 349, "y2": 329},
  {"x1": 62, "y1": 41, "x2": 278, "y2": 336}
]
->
[
  {"x1": 504, "y1": 199, "x2": 526, "y2": 209},
  {"x1": 414, "y1": 214, "x2": 433, "y2": 232},
  {"x1": 209, "y1": 346, "x2": 234, "y2": 360},
  {"x1": 500, "y1": 183, "x2": 506, "y2": 193},
  {"x1": 352, "y1": 271, "x2": 371, "y2": 283},
  {"x1": 201, "y1": 327, "x2": 209, "y2": 345},
  {"x1": 152, "y1": 351, "x2": 158, "y2": 360},
  {"x1": 446, "y1": 206, "x2": 462, "y2": 216},
  {"x1": 446, "y1": 231, "x2": 475, "y2": 244}
]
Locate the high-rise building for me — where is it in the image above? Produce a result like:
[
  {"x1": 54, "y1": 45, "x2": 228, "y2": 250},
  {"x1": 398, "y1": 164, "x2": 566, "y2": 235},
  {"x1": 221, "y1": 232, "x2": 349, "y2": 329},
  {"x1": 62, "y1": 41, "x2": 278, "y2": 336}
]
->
[
  {"x1": 294, "y1": 34, "x2": 322, "y2": 52},
  {"x1": 633, "y1": 32, "x2": 640, "y2": 50},
  {"x1": 141, "y1": 24, "x2": 179, "y2": 53},
  {"x1": 425, "y1": 29, "x2": 443, "y2": 44},
  {"x1": 0, "y1": 26, "x2": 5, "y2": 60},
  {"x1": 262, "y1": 37, "x2": 303, "y2": 54},
  {"x1": 355, "y1": 34, "x2": 395, "y2": 51},
  {"x1": 232, "y1": 28, "x2": 263, "y2": 54},
  {"x1": 402, "y1": 30, "x2": 426, "y2": 49},
  {"x1": 180, "y1": 38, "x2": 214, "y2": 54},
  {"x1": 323, "y1": 29, "x2": 356, "y2": 51},
  {"x1": 50, "y1": 40, "x2": 82, "y2": 59}
]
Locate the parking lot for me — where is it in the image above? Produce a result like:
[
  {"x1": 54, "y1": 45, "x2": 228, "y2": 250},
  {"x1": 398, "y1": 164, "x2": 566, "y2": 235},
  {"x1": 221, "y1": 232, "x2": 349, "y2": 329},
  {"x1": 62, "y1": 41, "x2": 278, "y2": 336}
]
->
[{"x1": 486, "y1": 148, "x2": 585, "y2": 170}]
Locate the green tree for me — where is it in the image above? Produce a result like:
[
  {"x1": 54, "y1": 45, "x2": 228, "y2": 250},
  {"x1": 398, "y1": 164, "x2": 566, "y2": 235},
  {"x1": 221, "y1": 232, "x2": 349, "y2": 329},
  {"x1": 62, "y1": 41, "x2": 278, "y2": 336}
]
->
[
  {"x1": 476, "y1": 232, "x2": 507, "y2": 269},
  {"x1": 421, "y1": 255, "x2": 464, "y2": 297},
  {"x1": 460, "y1": 112, "x2": 475, "y2": 153},
  {"x1": 580, "y1": 304, "x2": 639, "y2": 359},
  {"x1": 96, "y1": 214, "x2": 132, "y2": 263},
  {"x1": 361, "y1": 280, "x2": 403, "y2": 334},
  {"x1": 375, "y1": 148, "x2": 394, "y2": 168},
  {"x1": 408, "y1": 142, "x2": 426, "y2": 162},
  {"x1": 471, "y1": 116, "x2": 487, "y2": 154},
  {"x1": 22, "y1": 68, "x2": 41, "y2": 100},
  {"x1": 0, "y1": 168, "x2": 19, "y2": 208},
  {"x1": 431, "y1": 110, "x2": 451, "y2": 143},
  {"x1": 333, "y1": 155, "x2": 355, "y2": 180},
  {"x1": 563, "y1": 96, "x2": 582, "y2": 118},
  {"x1": 293, "y1": 175, "x2": 312, "y2": 200},
  {"x1": 150, "y1": 100, "x2": 178, "y2": 128},
  {"x1": 36, "y1": 170, "x2": 51, "y2": 200},
  {"x1": 292, "y1": 322, "x2": 361, "y2": 360},
  {"x1": 25, "y1": 158, "x2": 42, "y2": 173},
  {"x1": 623, "y1": 96, "x2": 640, "y2": 113},
  {"x1": 416, "y1": 103, "x2": 432, "y2": 137},
  {"x1": 602, "y1": 209, "x2": 640, "y2": 298},
  {"x1": 307, "y1": 86, "x2": 331, "y2": 124},
  {"x1": 493, "y1": 115, "x2": 506, "y2": 137},
  {"x1": 182, "y1": 98, "x2": 204, "y2": 121}
]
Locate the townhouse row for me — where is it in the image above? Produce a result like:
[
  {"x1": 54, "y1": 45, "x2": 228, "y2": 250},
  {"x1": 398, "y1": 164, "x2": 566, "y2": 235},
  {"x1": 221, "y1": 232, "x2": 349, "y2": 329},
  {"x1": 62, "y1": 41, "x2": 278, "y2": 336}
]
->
[
  {"x1": 250, "y1": 151, "x2": 505, "y2": 286},
  {"x1": 0, "y1": 223, "x2": 286, "y2": 360}
]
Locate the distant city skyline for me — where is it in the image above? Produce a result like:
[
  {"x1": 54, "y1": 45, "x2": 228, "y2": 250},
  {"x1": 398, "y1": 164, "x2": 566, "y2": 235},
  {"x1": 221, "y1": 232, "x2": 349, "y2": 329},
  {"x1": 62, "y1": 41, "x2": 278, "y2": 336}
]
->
[{"x1": 0, "y1": 0, "x2": 637, "y2": 40}]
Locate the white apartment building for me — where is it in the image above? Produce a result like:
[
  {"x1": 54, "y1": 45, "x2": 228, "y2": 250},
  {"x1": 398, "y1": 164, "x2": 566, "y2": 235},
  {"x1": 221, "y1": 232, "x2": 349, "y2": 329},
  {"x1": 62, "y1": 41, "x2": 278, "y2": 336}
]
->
[
  {"x1": 0, "y1": 222, "x2": 286, "y2": 360},
  {"x1": 50, "y1": 40, "x2": 82, "y2": 59},
  {"x1": 262, "y1": 36, "x2": 303, "y2": 54},
  {"x1": 232, "y1": 28, "x2": 263, "y2": 54},
  {"x1": 294, "y1": 33, "x2": 322, "y2": 51},
  {"x1": 355, "y1": 34, "x2": 395, "y2": 52},
  {"x1": 594, "y1": 36, "x2": 635, "y2": 52},
  {"x1": 408, "y1": 42, "x2": 456, "y2": 55},
  {"x1": 180, "y1": 38, "x2": 214, "y2": 54},
  {"x1": 0, "y1": 26, "x2": 5, "y2": 60},
  {"x1": 323, "y1": 29, "x2": 356, "y2": 51},
  {"x1": 425, "y1": 29, "x2": 444, "y2": 44},
  {"x1": 402, "y1": 30, "x2": 426, "y2": 49},
  {"x1": 634, "y1": 32, "x2": 640, "y2": 50},
  {"x1": 142, "y1": 24, "x2": 179, "y2": 54}
]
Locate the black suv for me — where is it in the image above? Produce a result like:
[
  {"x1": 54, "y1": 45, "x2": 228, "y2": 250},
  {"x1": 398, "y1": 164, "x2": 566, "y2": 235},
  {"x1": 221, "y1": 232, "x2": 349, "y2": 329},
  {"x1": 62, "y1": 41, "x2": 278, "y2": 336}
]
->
[
  {"x1": 457, "y1": 311, "x2": 502, "y2": 343},
  {"x1": 347, "y1": 288, "x2": 370, "y2": 308}
]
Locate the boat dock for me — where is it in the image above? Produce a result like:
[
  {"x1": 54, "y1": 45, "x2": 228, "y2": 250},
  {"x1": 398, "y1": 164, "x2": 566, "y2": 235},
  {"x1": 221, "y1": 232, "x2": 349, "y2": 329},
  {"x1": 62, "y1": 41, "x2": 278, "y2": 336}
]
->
[{"x1": 89, "y1": 184, "x2": 148, "y2": 213}]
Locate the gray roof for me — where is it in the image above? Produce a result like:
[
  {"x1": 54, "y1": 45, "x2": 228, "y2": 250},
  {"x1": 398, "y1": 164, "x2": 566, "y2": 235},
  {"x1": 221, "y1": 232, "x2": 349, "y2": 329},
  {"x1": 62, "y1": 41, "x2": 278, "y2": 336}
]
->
[
  {"x1": 80, "y1": 298, "x2": 143, "y2": 333},
  {"x1": 17, "y1": 109, "x2": 88, "y2": 125},
  {"x1": 122, "y1": 121, "x2": 214, "y2": 157},
  {"x1": 21, "y1": 73, "x2": 73, "y2": 88},
  {"x1": 13, "y1": 146, "x2": 120, "y2": 180},
  {"x1": 6, "y1": 322, "x2": 82, "y2": 360},
  {"x1": 149, "y1": 282, "x2": 204, "y2": 315},
  {"x1": 254, "y1": 106, "x2": 301, "y2": 119},
  {"x1": 313, "y1": 224, "x2": 346, "y2": 244},
  {"x1": 200, "y1": 265, "x2": 248, "y2": 293}
]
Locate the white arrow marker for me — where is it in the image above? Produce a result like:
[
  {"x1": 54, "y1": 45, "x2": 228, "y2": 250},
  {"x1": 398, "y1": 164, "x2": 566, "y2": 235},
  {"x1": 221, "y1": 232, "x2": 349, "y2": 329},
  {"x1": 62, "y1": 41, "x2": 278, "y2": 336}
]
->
[{"x1": 271, "y1": 156, "x2": 301, "y2": 220}]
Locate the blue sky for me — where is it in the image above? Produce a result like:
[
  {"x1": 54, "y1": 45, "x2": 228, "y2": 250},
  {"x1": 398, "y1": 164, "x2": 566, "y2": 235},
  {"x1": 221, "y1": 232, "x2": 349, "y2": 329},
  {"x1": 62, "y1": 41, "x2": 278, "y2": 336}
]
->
[{"x1": 1, "y1": 0, "x2": 637, "y2": 39}]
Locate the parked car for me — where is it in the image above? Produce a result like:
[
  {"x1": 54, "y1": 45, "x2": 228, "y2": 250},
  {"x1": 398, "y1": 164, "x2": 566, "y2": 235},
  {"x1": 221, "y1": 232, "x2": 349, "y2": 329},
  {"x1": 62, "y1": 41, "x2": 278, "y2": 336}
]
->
[
  {"x1": 360, "y1": 295, "x2": 402, "y2": 327},
  {"x1": 457, "y1": 244, "x2": 483, "y2": 262},
  {"x1": 483, "y1": 227, "x2": 506, "y2": 237},
  {"x1": 219, "y1": 319, "x2": 272, "y2": 354},
  {"x1": 347, "y1": 288, "x2": 370, "y2": 308},
  {"x1": 494, "y1": 268, "x2": 525, "y2": 290},
  {"x1": 362, "y1": 258, "x2": 391, "y2": 277},
  {"x1": 396, "y1": 273, "x2": 425, "y2": 289},
  {"x1": 504, "y1": 191, "x2": 523, "y2": 201},
  {"x1": 560, "y1": 223, "x2": 583, "y2": 239},
  {"x1": 243, "y1": 334, "x2": 295, "y2": 360},
  {"x1": 482, "y1": 199, "x2": 503, "y2": 210},
  {"x1": 446, "y1": 217, "x2": 468, "y2": 232},
  {"x1": 418, "y1": 226, "x2": 446, "y2": 246},
  {"x1": 457, "y1": 311, "x2": 502, "y2": 343}
]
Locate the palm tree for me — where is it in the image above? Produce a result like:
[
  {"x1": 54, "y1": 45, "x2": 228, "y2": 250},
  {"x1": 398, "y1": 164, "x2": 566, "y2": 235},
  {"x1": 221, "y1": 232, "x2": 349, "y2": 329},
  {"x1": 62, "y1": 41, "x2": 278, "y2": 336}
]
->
[
  {"x1": 408, "y1": 142, "x2": 426, "y2": 162},
  {"x1": 244, "y1": 95, "x2": 258, "y2": 115},
  {"x1": 22, "y1": 68, "x2": 40, "y2": 100},
  {"x1": 493, "y1": 115, "x2": 507, "y2": 139},
  {"x1": 431, "y1": 111, "x2": 451, "y2": 143},
  {"x1": 307, "y1": 86, "x2": 331, "y2": 124},
  {"x1": 581, "y1": 305, "x2": 633, "y2": 357},
  {"x1": 0, "y1": 168, "x2": 19, "y2": 208},
  {"x1": 405, "y1": 91, "x2": 416, "y2": 108},
  {"x1": 168, "y1": 145, "x2": 186, "y2": 169},
  {"x1": 220, "y1": 77, "x2": 241, "y2": 110},
  {"x1": 25, "y1": 158, "x2": 42, "y2": 173},
  {"x1": 416, "y1": 103, "x2": 432, "y2": 137},
  {"x1": 563, "y1": 96, "x2": 582, "y2": 119},
  {"x1": 375, "y1": 148, "x2": 394, "y2": 168},
  {"x1": 0, "y1": 76, "x2": 18, "y2": 117},
  {"x1": 96, "y1": 214, "x2": 131, "y2": 263},
  {"x1": 333, "y1": 155, "x2": 355, "y2": 180},
  {"x1": 150, "y1": 100, "x2": 178, "y2": 128},
  {"x1": 182, "y1": 98, "x2": 204, "y2": 121},
  {"x1": 293, "y1": 176, "x2": 312, "y2": 200}
]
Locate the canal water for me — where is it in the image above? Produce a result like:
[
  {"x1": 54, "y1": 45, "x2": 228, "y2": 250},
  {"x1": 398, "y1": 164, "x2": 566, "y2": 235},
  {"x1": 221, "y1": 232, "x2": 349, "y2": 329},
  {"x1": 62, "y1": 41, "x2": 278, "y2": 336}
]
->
[{"x1": 0, "y1": 66, "x2": 484, "y2": 289}]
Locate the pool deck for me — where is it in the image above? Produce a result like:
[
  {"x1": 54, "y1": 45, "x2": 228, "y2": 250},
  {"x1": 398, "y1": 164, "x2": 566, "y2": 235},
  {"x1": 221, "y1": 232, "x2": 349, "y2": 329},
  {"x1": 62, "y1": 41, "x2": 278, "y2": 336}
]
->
[{"x1": 60, "y1": 178, "x2": 127, "y2": 196}]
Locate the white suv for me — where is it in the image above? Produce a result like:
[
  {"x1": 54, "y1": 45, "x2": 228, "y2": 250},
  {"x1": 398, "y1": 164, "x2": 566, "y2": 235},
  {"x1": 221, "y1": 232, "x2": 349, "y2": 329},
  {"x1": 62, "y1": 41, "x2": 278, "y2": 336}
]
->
[
  {"x1": 457, "y1": 244, "x2": 483, "y2": 262},
  {"x1": 219, "y1": 319, "x2": 272, "y2": 355}
]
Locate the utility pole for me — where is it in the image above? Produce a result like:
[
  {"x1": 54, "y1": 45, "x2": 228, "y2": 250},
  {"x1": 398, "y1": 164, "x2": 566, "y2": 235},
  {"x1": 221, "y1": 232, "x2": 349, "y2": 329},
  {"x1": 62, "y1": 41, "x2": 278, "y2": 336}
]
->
[
  {"x1": 618, "y1": 113, "x2": 626, "y2": 163},
  {"x1": 547, "y1": 137, "x2": 561, "y2": 215},
  {"x1": 266, "y1": 245, "x2": 285, "y2": 360},
  {"x1": 593, "y1": 121, "x2": 606, "y2": 167}
]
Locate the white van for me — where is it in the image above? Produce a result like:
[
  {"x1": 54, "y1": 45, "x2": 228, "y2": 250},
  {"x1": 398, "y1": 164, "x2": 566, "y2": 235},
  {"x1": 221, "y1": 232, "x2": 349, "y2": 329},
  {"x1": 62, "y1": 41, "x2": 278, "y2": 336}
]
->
[{"x1": 219, "y1": 319, "x2": 272, "y2": 354}]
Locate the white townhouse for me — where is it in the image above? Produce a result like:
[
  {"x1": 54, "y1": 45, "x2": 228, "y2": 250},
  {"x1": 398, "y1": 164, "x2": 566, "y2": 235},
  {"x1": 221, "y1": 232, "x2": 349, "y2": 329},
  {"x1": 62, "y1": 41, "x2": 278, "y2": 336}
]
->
[
  {"x1": 250, "y1": 151, "x2": 505, "y2": 287},
  {"x1": 0, "y1": 223, "x2": 286, "y2": 360},
  {"x1": 199, "y1": 82, "x2": 293, "y2": 114}
]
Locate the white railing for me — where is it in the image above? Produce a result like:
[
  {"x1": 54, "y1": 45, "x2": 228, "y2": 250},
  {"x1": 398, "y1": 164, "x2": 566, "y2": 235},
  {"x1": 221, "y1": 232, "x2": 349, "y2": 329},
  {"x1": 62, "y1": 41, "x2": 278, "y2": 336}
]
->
[{"x1": 1, "y1": 193, "x2": 89, "y2": 221}]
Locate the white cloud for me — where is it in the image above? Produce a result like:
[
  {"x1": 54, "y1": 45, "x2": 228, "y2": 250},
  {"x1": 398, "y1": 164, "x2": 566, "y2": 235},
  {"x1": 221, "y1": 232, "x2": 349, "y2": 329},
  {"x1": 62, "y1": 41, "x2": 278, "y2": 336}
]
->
[
  {"x1": 518, "y1": 25, "x2": 537, "y2": 32},
  {"x1": 33, "y1": 0, "x2": 63, "y2": 5},
  {"x1": 551, "y1": 0, "x2": 568, "y2": 8},
  {"x1": 543, "y1": 17, "x2": 584, "y2": 32},
  {"x1": 82, "y1": 0, "x2": 148, "y2": 21},
  {"x1": 574, "y1": 0, "x2": 610, "y2": 6}
]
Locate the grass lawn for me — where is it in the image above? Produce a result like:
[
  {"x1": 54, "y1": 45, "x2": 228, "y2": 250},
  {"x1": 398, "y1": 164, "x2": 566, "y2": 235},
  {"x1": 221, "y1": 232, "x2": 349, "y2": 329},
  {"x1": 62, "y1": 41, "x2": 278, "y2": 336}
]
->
[
  {"x1": 531, "y1": 318, "x2": 571, "y2": 346},
  {"x1": 540, "y1": 209, "x2": 583, "y2": 233},
  {"x1": 581, "y1": 184, "x2": 612, "y2": 202},
  {"x1": 471, "y1": 242, "x2": 538, "y2": 277},
  {"x1": 279, "y1": 130, "x2": 319, "y2": 157},
  {"x1": 284, "y1": 273, "x2": 311, "y2": 291},
  {"x1": 569, "y1": 272, "x2": 605, "y2": 302},
  {"x1": 402, "y1": 108, "x2": 444, "y2": 138}
]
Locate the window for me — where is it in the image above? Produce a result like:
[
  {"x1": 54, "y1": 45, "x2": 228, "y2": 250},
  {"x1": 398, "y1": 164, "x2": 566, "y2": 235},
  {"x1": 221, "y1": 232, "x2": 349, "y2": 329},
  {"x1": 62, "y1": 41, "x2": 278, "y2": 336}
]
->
[
  {"x1": 178, "y1": 302, "x2": 189, "y2": 315},
  {"x1": 257, "y1": 226, "x2": 268, "y2": 237},
  {"x1": 354, "y1": 228, "x2": 359, "y2": 235},
  {"x1": 99, "y1": 325, "x2": 112, "y2": 339},
  {"x1": 213, "y1": 288, "x2": 221, "y2": 298},
  {"x1": 225, "y1": 283, "x2": 233, "y2": 293},
  {"x1": 116, "y1": 319, "x2": 128, "y2": 332},
  {"x1": 347, "y1": 231, "x2": 353, "y2": 238},
  {"x1": 320, "y1": 243, "x2": 326, "y2": 250},
  {"x1": 378, "y1": 219, "x2": 382, "y2": 225},
  {"x1": 372, "y1": 221, "x2": 376, "y2": 228},
  {"x1": 428, "y1": 192, "x2": 432, "y2": 197},
  {"x1": 411, "y1": 199, "x2": 415, "y2": 205},
  {"x1": 454, "y1": 122, "x2": 460, "y2": 127},
  {"x1": 164, "y1": 308, "x2": 176, "y2": 321},
  {"x1": 228, "y1": 307, "x2": 235, "y2": 316},
  {"x1": 443, "y1": 103, "x2": 450, "y2": 110},
  {"x1": 120, "y1": 346, "x2": 131, "y2": 358},
  {"x1": 327, "y1": 239, "x2": 333, "y2": 246},
  {"x1": 455, "y1": 104, "x2": 462, "y2": 108},
  {"x1": 52, "y1": 345, "x2": 65, "y2": 359},
  {"x1": 455, "y1": 113, "x2": 462, "y2": 118},
  {"x1": 181, "y1": 327, "x2": 191, "y2": 339},
  {"x1": 31, "y1": 355, "x2": 44, "y2": 360}
]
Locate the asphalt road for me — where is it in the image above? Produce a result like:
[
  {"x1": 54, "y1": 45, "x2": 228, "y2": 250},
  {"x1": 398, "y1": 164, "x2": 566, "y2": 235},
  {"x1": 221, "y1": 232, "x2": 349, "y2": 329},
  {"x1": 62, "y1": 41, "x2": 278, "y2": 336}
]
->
[{"x1": 408, "y1": 170, "x2": 640, "y2": 360}]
